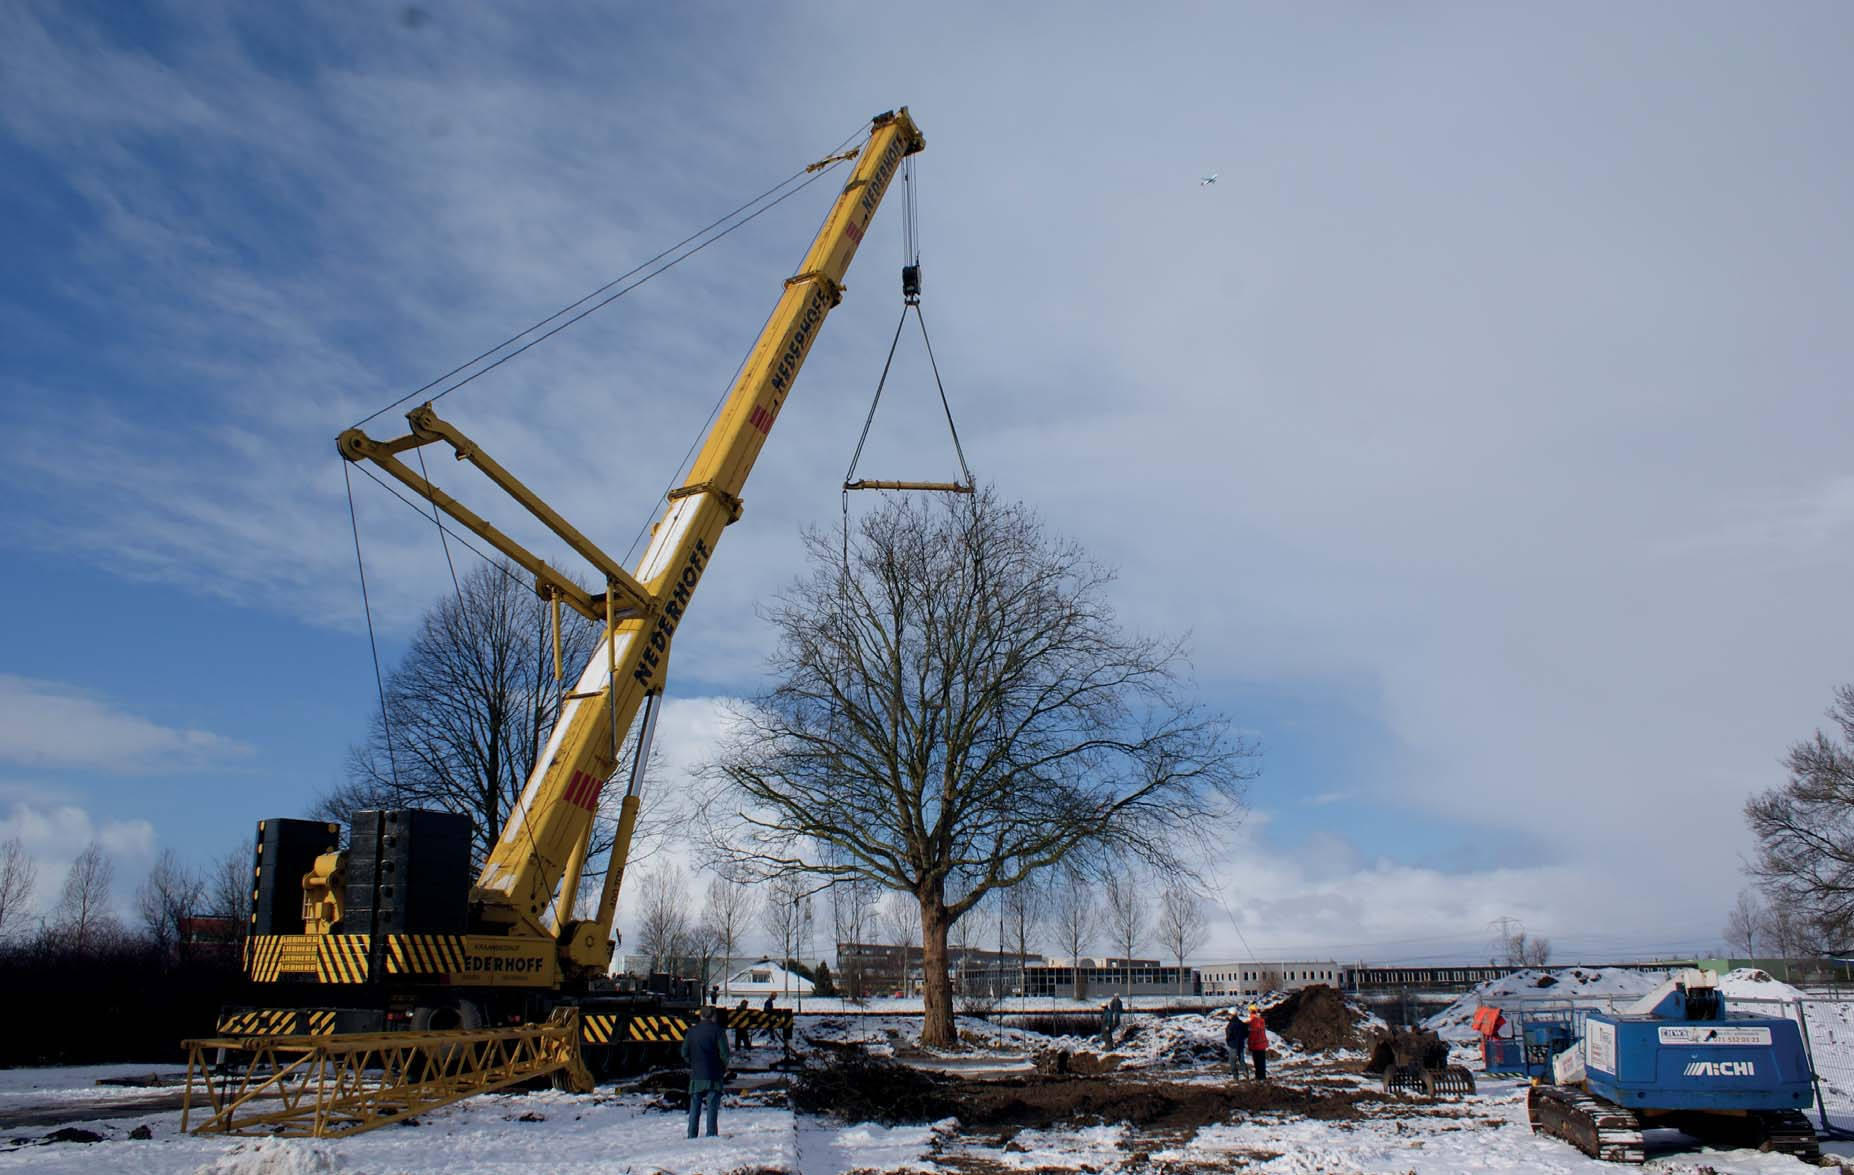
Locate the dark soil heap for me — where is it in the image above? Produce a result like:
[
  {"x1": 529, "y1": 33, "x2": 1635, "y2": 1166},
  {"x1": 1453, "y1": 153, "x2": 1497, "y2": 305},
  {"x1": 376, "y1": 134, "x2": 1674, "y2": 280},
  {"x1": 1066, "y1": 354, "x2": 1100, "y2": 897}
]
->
[
  {"x1": 789, "y1": 1050, "x2": 958, "y2": 1124},
  {"x1": 954, "y1": 1078, "x2": 1382, "y2": 1130},
  {"x1": 1261, "y1": 984, "x2": 1367, "y2": 1052},
  {"x1": 790, "y1": 1048, "x2": 1389, "y2": 1130}
]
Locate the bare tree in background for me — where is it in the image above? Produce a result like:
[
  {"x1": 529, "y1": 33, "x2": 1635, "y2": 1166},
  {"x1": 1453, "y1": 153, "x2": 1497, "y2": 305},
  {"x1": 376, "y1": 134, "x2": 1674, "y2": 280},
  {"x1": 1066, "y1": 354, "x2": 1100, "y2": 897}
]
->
[
  {"x1": 0, "y1": 837, "x2": 37, "y2": 939},
  {"x1": 136, "y1": 849, "x2": 202, "y2": 961},
  {"x1": 1746, "y1": 684, "x2": 1854, "y2": 948},
  {"x1": 54, "y1": 841, "x2": 118, "y2": 954},
  {"x1": 703, "y1": 875, "x2": 758, "y2": 999},
  {"x1": 1157, "y1": 883, "x2": 1206, "y2": 995},
  {"x1": 882, "y1": 898, "x2": 921, "y2": 996},
  {"x1": 322, "y1": 560, "x2": 600, "y2": 866},
  {"x1": 631, "y1": 865, "x2": 690, "y2": 975},
  {"x1": 1490, "y1": 917, "x2": 1553, "y2": 968},
  {"x1": 1050, "y1": 871, "x2": 1097, "y2": 1001},
  {"x1": 686, "y1": 916, "x2": 723, "y2": 996},
  {"x1": 1103, "y1": 871, "x2": 1149, "y2": 994},
  {"x1": 209, "y1": 845, "x2": 250, "y2": 920},
  {"x1": 1002, "y1": 877, "x2": 1045, "y2": 1001},
  {"x1": 1724, "y1": 889, "x2": 1763, "y2": 957},
  {"x1": 949, "y1": 891, "x2": 985, "y2": 996},
  {"x1": 702, "y1": 490, "x2": 1254, "y2": 1045},
  {"x1": 829, "y1": 873, "x2": 881, "y2": 1000},
  {"x1": 1766, "y1": 901, "x2": 1820, "y2": 959},
  {"x1": 760, "y1": 875, "x2": 813, "y2": 994}
]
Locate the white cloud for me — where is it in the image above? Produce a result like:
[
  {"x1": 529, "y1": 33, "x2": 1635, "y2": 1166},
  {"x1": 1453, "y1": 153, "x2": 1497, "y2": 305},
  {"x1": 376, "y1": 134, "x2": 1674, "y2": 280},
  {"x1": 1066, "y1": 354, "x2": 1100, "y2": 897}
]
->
[
  {"x1": 0, "y1": 800, "x2": 157, "y2": 925},
  {"x1": 0, "y1": 675, "x2": 252, "y2": 772}
]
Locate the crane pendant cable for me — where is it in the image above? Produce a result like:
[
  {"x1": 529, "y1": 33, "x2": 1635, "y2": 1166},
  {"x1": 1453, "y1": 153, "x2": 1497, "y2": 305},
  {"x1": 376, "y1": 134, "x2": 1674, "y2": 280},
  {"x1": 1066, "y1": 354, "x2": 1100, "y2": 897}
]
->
[{"x1": 841, "y1": 158, "x2": 976, "y2": 560}]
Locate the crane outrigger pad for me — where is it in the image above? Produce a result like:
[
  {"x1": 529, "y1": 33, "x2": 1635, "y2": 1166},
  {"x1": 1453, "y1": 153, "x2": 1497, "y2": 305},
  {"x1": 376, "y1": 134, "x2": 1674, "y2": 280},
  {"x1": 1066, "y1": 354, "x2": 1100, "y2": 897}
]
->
[{"x1": 182, "y1": 1008, "x2": 591, "y2": 1138}]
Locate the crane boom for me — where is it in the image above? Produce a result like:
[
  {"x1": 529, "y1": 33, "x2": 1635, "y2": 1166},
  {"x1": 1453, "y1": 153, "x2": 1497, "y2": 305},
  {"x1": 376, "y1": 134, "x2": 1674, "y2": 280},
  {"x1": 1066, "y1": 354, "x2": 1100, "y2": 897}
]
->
[
  {"x1": 251, "y1": 109, "x2": 923, "y2": 1061},
  {"x1": 465, "y1": 109, "x2": 924, "y2": 955}
]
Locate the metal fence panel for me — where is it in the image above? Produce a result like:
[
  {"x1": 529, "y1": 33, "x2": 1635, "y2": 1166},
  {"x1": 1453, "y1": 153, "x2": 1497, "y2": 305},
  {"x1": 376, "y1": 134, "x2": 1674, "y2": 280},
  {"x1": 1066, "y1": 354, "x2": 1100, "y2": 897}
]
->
[{"x1": 1730, "y1": 995, "x2": 1854, "y2": 1129}]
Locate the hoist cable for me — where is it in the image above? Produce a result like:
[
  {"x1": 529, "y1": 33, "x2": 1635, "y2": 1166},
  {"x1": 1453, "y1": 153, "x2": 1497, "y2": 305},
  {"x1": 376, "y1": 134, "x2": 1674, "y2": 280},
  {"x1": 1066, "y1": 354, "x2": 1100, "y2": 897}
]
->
[
  {"x1": 348, "y1": 123, "x2": 871, "y2": 432},
  {"x1": 615, "y1": 140, "x2": 870, "y2": 566},
  {"x1": 350, "y1": 462, "x2": 528, "y2": 591},
  {"x1": 910, "y1": 304, "x2": 973, "y2": 487},
  {"x1": 344, "y1": 462, "x2": 400, "y2": 791},
  {"x1": 414, "y1": 446, "x2": 463, "y2": 599},
  {"x1": 349, "y1": 459, "x2": 568, "y2": 935},
  {"x1": 841, "y1": 307, "x2": 913, "y2": 493}
]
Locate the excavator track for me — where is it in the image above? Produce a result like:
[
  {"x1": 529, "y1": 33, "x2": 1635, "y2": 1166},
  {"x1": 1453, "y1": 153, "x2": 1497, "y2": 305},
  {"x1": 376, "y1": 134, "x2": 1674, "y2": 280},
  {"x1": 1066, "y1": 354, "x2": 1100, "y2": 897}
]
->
[
  {"x1": 1751, "y1": 1110, "x2": 1821, "y2": 1162},
  {"x1": 1528, "y1": 1084, "x2": 1645, "y2": 1164}
]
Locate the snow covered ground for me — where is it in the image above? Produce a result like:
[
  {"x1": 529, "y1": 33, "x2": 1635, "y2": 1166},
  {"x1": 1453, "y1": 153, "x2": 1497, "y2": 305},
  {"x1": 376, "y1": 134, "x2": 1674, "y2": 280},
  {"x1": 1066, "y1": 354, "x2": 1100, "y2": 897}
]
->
[
  {"x1": 1423, "y1": 967, "x2": 1671, "y2": 1044},
  {"x1": 2, "y1": 1067, "x2": 1849, "y2": 1174},
  {"x1": 4, "y1": 1045, "x2": 1852, "y2": 1173}
]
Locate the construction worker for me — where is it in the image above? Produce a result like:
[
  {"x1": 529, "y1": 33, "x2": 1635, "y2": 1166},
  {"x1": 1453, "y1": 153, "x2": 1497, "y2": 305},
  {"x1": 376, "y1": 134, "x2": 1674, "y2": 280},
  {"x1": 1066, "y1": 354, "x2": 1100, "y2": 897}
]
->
[
  {"x1": 733, "y1": 998, "x2": 752, "y2": 1050},
  {"x1": 680, "y1": 1006, "x2": 729, "y2": 1139},
  {"x1": 762, "y1": 993, "x2": 778, "y2": 1045},
  {"x1": 1246, "y1": 1003, "x2": 1269, "y2": 1080},
  {"x1": 1100, "y1": 994, "x2": 1124, "y2": 1049},
  {"x1": 1224, "y1": 1005, "x2": 1247, "y2": 1077}
]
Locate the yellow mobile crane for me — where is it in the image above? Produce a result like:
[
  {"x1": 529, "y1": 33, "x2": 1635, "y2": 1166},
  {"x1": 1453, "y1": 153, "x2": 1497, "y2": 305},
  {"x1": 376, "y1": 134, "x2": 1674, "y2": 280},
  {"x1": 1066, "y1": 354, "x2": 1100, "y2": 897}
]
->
[{"x1": 234, "y1": 109, "x2": 925, "y2": 1069}]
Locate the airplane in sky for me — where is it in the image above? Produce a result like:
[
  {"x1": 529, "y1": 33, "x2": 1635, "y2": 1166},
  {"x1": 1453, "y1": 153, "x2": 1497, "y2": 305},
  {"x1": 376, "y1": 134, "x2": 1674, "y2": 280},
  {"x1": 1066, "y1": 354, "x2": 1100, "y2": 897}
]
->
[{"x1": 1200, "y1": 172, "x2": 1218, "y2": 187}]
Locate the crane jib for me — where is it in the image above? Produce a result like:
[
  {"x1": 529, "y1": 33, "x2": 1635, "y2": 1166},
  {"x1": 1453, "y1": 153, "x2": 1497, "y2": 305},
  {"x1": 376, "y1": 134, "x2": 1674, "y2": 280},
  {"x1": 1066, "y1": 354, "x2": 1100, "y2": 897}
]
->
[
  {"x1": 632, "y1": 537, "x2": 709, "y2": 690},
  {"x1": 768, "y1": 285, "x2": 830, "y2": 400},
  {"x1": 857, "y1": 132, "x2": 908, "y2": 220}
]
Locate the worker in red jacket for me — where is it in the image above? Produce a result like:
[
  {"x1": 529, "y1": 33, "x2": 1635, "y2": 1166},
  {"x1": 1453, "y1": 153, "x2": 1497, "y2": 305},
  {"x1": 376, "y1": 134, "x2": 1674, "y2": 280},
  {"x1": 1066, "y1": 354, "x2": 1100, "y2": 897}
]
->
[{"x1": 1246, "y1": 1004, "x2": 1270, "y2": 1080}]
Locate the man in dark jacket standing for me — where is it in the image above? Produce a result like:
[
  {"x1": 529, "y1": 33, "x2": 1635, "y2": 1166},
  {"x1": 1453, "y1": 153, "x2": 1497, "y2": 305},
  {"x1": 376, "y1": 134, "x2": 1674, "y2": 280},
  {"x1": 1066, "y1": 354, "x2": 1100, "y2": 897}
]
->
[
  {"x1": 1100, "y1": 994, "x2": 1124, "y2": 1049},
  {"x1": 680, "y1": 1006, "x2": 729, "y2": 1138},
  {"x1": 733, "y1": 998, "x2": 752, "y2": 1050},
  {"x1": 1223, "y1": 1005, "x2": 1247, "y2": 1077}
]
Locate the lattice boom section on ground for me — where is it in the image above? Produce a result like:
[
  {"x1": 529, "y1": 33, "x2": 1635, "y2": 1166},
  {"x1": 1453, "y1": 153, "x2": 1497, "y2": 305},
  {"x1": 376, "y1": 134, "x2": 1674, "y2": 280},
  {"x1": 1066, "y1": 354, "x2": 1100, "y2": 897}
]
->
[{"x1": 182, "y1": 1010, "x2": 591, "y2": 1138}]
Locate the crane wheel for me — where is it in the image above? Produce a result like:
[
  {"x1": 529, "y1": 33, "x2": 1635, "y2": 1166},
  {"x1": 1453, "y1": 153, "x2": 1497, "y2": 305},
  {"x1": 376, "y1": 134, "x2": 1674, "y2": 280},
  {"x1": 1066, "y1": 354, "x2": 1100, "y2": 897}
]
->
[{"x1": 412, "y1": 999, "x2": 485, "y2": 1032}]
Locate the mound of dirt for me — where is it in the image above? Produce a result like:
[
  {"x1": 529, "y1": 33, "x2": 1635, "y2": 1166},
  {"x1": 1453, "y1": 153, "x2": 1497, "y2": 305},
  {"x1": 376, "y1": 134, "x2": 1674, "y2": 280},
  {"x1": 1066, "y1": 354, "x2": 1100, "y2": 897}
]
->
[
  {"x1": 1262, "y1": 984, "x2": 1367, "y2": 1052},
  {"x1": 950, "y1": 1077, "x2": 1384, "y2": 1130},
  {"x1": 789, "y1": 1049, "x2": 957, "y2": 1124},
  {"x1": 1032, "y1": 1048, "x2": 1122, "y2": 1076}
]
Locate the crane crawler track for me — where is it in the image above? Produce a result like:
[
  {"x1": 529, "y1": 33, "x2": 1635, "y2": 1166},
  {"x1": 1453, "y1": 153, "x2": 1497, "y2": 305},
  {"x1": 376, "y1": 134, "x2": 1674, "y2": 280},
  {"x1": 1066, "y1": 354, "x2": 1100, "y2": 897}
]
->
[{"x1": 1527, "y1": 1084, "x2": 1645, "y2": 1164}]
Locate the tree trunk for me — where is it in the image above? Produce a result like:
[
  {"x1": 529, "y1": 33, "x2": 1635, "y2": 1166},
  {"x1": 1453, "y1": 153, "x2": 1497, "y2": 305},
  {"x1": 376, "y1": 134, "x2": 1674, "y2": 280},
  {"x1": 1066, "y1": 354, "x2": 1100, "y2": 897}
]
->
[{"x1": 919, "y1": 890, "x2": 956, "y2": 1048}]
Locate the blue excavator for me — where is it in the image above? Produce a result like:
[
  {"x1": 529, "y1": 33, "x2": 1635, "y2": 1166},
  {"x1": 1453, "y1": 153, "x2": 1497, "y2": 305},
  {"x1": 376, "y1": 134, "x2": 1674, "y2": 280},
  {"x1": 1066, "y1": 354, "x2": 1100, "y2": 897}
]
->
[{"x1": 1527, "y1": 969, "x2": 1820, "y2": 1163}]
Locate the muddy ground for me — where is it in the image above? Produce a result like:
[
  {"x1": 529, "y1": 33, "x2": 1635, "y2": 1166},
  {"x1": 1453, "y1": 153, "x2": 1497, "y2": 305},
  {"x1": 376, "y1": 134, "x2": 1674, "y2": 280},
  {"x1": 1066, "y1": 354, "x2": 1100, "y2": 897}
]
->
[{"x1": 791, "y1": 1049, "x2": 1394, "y2": 1131}]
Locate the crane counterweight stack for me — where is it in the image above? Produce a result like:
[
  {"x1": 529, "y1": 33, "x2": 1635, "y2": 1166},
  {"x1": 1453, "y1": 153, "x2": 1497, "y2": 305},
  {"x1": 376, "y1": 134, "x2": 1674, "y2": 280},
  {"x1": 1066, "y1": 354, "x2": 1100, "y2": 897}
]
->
[{"x1": 235, "y1": 109, "x2": 926, "y2": 1089}]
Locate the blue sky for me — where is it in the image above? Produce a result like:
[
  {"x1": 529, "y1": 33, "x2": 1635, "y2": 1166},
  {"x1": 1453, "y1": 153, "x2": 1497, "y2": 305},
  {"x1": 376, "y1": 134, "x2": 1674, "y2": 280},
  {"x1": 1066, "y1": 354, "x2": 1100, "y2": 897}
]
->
[{"x1": 2, "y1": 1, "x2": 1850, "y2": 964}]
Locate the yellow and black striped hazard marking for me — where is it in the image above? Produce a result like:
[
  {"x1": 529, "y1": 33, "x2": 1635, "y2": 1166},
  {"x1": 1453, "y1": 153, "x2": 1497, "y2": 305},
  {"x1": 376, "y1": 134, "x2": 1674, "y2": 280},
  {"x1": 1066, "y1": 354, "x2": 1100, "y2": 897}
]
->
[
  {"x1": 383, "y1": 934, "x2": 468, "y2": 976},
  {"x1": 723, "y1": 1009, "x2": 794, "y2": 1030},
  {"x1": 245, "y1": 935, "x2": 325, "y2": 982},
  {"x1": 218, "y1": 1009, "x2": 300, "y2": 1036},
  {"x1": 315, "y1": 935, "x2": 371, "y2": 984},
  {"x1": 625, "y1": 1015, "x2": 691, "y2": 1042},
  {"x1": 215, "y1": 1009, "x2": 338, "y2": 1036},
  {"x1": 245, "y1": 937, "x2": 285, "y2": 983},
  {"x1": 582, "y1": 1014, "x2": 619, "y2": 1045}
]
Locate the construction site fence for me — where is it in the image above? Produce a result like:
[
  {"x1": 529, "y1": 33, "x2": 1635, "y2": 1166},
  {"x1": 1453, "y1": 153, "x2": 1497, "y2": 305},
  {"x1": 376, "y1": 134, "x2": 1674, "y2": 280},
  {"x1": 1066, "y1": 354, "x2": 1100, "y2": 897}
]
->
[{"x1": 1727, "y1": 995, "x2": 1854, "y2": 1133}]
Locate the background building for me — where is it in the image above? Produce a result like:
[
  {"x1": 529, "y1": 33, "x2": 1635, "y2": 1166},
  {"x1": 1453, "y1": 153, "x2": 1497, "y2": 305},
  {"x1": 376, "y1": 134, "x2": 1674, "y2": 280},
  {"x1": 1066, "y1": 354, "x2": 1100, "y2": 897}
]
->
[
  {"x1": 1197, "y1": 960, "x2": 1346, "y2": 997},
  {"x1": 1020, "y1": 957, "x2": 1196, "y2": 999}
]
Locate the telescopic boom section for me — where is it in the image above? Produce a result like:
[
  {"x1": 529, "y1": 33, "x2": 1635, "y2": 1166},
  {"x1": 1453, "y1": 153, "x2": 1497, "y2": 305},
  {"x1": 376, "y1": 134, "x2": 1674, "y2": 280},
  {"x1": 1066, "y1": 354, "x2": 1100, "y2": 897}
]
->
[{"x1": 460, "y1": 109, "x2": 925, "y2": 946}]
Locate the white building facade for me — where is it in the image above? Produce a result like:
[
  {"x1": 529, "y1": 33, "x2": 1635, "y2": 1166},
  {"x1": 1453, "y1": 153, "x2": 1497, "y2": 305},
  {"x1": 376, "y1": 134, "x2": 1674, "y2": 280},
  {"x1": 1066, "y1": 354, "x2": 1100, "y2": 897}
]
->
[{"x1": 1197, "y1": 960, "x2": 1347, "y2": 997}]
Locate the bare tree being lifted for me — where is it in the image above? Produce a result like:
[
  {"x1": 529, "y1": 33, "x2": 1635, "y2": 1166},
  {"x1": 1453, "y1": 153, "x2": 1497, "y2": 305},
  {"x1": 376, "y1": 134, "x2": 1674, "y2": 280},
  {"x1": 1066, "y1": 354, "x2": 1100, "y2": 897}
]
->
[
  {"x1": 702, "y1": 489, "x2": 1254, "y2": 1046},
  {"x1": 1745, "y1": 682, "x2": 1854, "y2": 951}
]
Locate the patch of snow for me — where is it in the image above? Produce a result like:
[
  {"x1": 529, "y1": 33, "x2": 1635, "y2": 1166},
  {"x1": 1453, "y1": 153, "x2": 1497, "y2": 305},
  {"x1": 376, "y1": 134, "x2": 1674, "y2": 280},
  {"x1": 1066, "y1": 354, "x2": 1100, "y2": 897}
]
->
[
  {"x1": 1423, "y1": 968, "x2": 1668, "y2": 1043},
  {"x1": 194, "y1": 1139, "x2": 346, "y2": 1175}
]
